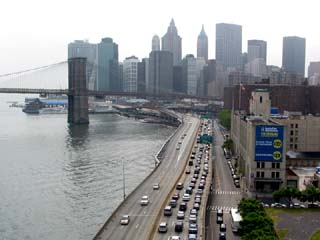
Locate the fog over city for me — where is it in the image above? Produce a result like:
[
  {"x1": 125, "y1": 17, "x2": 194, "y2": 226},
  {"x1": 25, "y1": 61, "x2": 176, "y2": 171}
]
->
[{"x1": 1, "y1": 0, "x2": 320, "y2": 75}]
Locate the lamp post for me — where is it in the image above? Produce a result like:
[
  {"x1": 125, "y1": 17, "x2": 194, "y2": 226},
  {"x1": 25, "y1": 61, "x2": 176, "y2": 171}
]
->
[{"x1": 122, "y1": 158, "x2": 126, "y2": 200}]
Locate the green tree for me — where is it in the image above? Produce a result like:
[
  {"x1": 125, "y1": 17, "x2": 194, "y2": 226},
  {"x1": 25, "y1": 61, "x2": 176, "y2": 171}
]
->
[
  {"x1": 222, "y1": 139, "x2": 233, "y2": 151},
  {"x1": 238, "y1": 198, "x2": 263, "y2": 218},
  {"x1": 272, "y1": 186, "x2": 300, "y2": 206},
  {"x1": 302, "y1": 184, "x2": 320, "y2": 204},
  {"x1": 218, "y1": 109, "x2": 231, "y2": 130}
]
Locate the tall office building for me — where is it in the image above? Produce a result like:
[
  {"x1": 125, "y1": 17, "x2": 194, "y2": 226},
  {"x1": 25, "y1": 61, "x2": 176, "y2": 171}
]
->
[
  {"x1": 308, "y1": 61, "x2": 320, "y2": 78},
  {"x1": 204, "y1": 59, "x2": 217, "y2": 97},
  {"x1": 162, "y1": 19, "x2": 182, "y2": 66},
  {"x1": 197, "y1": 25, "x2": 208, "y2": 61},
  {"x1": 137, "y1": 58, "x2": 148, "y2": 93},
  {"x1": 152, "y1": 35, "x2": 160, "y2": 51},
  {"x1": 96, "y1": 37, "x2": 119, "y2": 91},
  {"x1": 68, "y1": 40, "x2": 96, "y2": 90},
  {"x1": 182, "y1": 54, "x2": 197, "y2": 95},
  {"x1": 216, "y1": 23, "x2": 242, "y2": 69},
  {"x1": 148, "y1": 51, "x2": 173, "y2": 94},
  {"x1": 247, "y1": 40, "x2": 267, "y2": 63},
  {"x1": 282, "y1": 36, "x2": 306, "y2": 76},
  {"x1": 123, "y1": 56, "x2": 139, "y2": 93}
]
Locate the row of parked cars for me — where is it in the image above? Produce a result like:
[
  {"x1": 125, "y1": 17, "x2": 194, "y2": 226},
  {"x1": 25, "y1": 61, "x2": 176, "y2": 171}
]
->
[
  {"x1": 263, "y1": 201, "x2": 320, "y2": 209},
  {"x1": 216, "y1": 209, "x2": 227, "y2": 240},
  {"x1": 162, "y1": 126, "x2": 211, "y2": 240},
  {"x1": 226, "y1": 159, "x2": 240, "y2": 188}
]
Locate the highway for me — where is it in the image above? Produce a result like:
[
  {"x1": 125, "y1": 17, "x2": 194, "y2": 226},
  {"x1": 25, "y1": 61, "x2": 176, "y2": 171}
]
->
[
  {"x1": 154, "y1": 119, "x2": 212, "y2": 240},
  {"x1": 205, "y1": 120, "x2": 242, "y2": 240},
  {"x1": 93, "y1": 115, "x2": 200, "y2": 240}
]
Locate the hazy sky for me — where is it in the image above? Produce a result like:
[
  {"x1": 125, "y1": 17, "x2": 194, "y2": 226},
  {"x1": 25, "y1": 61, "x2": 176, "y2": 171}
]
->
[{"x1": 1, "y1": 0, "x2": 320, "y2": 75}]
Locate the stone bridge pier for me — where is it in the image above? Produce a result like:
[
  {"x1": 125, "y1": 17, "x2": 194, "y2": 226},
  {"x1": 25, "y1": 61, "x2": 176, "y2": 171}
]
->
[{"x1": 68, "y1": 57, "x2": 89, "y2": 124}]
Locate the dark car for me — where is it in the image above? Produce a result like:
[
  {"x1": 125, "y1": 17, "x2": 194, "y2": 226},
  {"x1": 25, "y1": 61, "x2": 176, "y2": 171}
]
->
[
  {"x1": 185, "y1": 168, "x2": 191, "y2": 174},
  {"x1": 175, "y1": 221, "x2": 184, "y2": 232},
  {"x1": 179, "y1": 202, "x2": 187, "y2": 211},
  {"x1": 169, "y1": 199, "x2": 177, "y2": 208},
  {"x1": 189, "y1": 160, "x2": 194, "y2": 166},
  {"x1": 219, "y1": 232, "x2": 226, "y2": 240},
  {"x1": 220, "y1": 223, "x2": 226, "y2": 232},
  {"x1": 186, "y1": 187, "x2": 193, "y2": 194},
  {"x1": 189, "y1": 223, "x2": 198, "y2": 234},
  {"x1": 172, "y1": 192, "x2": 180, "y2": 200}
]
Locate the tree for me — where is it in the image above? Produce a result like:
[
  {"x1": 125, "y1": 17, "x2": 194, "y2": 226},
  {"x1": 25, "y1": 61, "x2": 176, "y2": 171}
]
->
[
  {"x1": 222, "y1": 139, "x2": 233, "y2": 151},
  {"x1": 238, "y1": 198, "x2": 263, "y2": 218},
  {"x1": 302, "y1": 184, "x2": 320, "y2": 204},
  {"x1": 272, "y1": 186, "x2": 299, "y2": 206},
  {"x1": 218, "y1": 109, "x2": 231, "y2": 130}
]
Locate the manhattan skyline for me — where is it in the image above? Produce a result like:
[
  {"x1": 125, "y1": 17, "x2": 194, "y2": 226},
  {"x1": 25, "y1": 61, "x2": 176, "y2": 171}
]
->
[{"x1": 1, "y1": 0, "x2": 320, "y2": 75}]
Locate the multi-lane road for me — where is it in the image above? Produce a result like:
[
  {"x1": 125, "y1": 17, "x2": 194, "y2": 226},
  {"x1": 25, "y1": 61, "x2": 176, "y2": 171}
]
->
[
  {"x1": 94, "y1": 115, "x2": 200, "y2": 240},
  {"x1": 205, "y1": 120, "x2": 242, "y2": 240}
]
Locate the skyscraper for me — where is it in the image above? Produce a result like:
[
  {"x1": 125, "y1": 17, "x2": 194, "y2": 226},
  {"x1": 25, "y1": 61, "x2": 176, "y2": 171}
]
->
[
  {"x1": 152, "y1": 35, "x2": 160, "y2": 51},
  {"x1": 148, "y1": 51, "x2": 173, "y2": 94},
  {"x1": 162, "y1": 19, "x2": 182, "y2": 66},
  {"x1": 247, "y1": 40, "x2": 267, "y2": 63},
  {"x1": 68, "y1": 40, "x2": 96, "y2": 90},
  {"x1": 197, "y1": 25, "x2": 208, "y2": 61},
  {"x1": 282, "y1": 36, "x2": 306, "y2": 76},
  {"x1": 182, "y1": 54, "x2": 197, "y2": 95},
  {"x1": 123, "y1": 56, "x2": 139, "y2": 93},
  {"x1": 216, "y1": 23, "x2": 242, "y2": 69},
  {"x1": 96, "y1": 38, "x2": 119, "y2": 91}
]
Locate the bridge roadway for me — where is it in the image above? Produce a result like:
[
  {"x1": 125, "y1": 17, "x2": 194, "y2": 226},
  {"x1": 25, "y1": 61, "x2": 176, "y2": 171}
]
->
[{"x1": 93, "y1": 115, "x2": 200, "y2": 240}]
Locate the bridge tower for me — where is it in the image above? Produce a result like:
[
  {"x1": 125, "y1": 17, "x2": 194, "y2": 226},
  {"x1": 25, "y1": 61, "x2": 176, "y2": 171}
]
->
[{"x1": 68, "y1": 57, "x2": 89, "y2": 124}]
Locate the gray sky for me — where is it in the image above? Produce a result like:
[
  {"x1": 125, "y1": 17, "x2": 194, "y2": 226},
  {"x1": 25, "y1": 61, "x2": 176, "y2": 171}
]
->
[{"x1": 1, "y1": 0, "x2": 319, "y2": 75}]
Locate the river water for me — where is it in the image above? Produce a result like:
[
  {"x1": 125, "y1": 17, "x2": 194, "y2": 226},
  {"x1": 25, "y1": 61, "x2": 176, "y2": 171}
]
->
[{"x1": 0, "y1": 94, "x2": 174, "y2": 240}]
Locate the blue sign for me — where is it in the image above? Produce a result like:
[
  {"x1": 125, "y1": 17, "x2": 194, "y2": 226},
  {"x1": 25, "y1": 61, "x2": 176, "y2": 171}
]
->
[{"x1": 255, "y1": 125, "x2": 284, "y2": 162}]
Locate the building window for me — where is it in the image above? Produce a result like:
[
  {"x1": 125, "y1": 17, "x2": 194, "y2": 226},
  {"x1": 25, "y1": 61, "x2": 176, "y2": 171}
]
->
[
  {"x1": 276, "y1": 172, "x2": 280, "y2": 178},
  {"x1": 261, "y1": 172, "x2": 265, "y2": 178},
  {"x1": 295, "y1": 124, "x2": 298, "y2": 128},
  {"x1": 257, "y1": 162, "x2": 260, "y2": 168},
  {"x1": 261, "y1": 162, "x2": 265, "y2": 168},
  {"x1": 290, "y1": 137, "x2": 293, "y2": 142},
  {"x1": 276, "y1": 163, "x2": 280, "y2": 168},
  {"x1": 256, "y1": 171, "x2": 260, "y2": 178},
  {"x1": 290, "y1": 130, "x2": 294, "y2": 136},
  {"x1": 290, "y1": 144, "x2": 293, "y2": 149},
  {"x1": 260, "y1": 96, "x2": 263, "y2": 103},
  {"x1": 294, "y1": 144, "x2": 298, "y2": 150},
  {"x1": 290, "y1": 124, "x2": 294, "y2": 128},
  {"x1": 271, "y1": 172, "x2": 275, "y2": 178}
]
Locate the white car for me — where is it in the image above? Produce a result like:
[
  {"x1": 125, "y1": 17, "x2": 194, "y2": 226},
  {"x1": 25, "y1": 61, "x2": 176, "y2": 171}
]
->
[
  {"x1": 140, "y1": 195, "x2": 149, "y2": 206},
  {"x1": 120, "y1": 215, "x2": 130, "y2": 225},
  {"x1": 153, "y1": 183, "x2": 160, "y2": 190},
  {"x1": 168, "y1": 236, "x2": 181, "y2": 240},
  {"x1": 182, "y1": 193, "x2": 190, "y2": 202}
]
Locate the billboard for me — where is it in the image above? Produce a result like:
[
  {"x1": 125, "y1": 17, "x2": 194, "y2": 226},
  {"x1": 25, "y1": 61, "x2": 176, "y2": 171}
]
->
[{"x1": 255, "y1": 125, "x2": 284, "y2": 162}]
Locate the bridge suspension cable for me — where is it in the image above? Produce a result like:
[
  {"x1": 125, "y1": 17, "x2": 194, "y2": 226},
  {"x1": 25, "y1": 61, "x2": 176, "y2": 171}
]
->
[{"x1": 0, "y1": 61, "x2": 67, "y2": 78}]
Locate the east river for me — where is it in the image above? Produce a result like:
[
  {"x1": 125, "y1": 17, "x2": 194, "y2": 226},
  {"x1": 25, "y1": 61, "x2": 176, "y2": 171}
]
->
[{"x1": 0, "y1": 94, "x2": 174, "y2": 240}]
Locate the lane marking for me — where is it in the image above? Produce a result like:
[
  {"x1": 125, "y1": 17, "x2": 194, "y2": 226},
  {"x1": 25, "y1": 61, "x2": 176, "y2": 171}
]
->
[{"x1": 135, "y1": 224, "x2": 139, "y2": 229}]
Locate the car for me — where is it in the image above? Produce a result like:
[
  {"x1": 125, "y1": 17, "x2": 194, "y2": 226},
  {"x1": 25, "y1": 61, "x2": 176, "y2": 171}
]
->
[
  {"x1": 153, "y1": 183, "x2": 160, "y2": 190},
  {"x1": 183, "y1": 193, "x2": 191, "y2": 201},
  {"x1": 189, "y1": 160, "x2": 194, "y2": 166},
  {"x1": 120, "y1": 215, "x2": 130, "y2": 225},
  {"x1": 177, "y1": 211, "x2": 185, "y2": 219},
  {"x1": 308, "y1": 203, "x2": 320, "y2": 208},
  {"x1": 169, "y1": 199, "x2": 177, "y2": 208},
  {"x1": 176, "y1": 146, "x2": 180, "y2": 150},
  {"x1": 190, "y1": 208, "x2": 198, "y2": 216},
  {"x1": 216, "y1": 216, "x2": 223, "y2": 224},
  {"x1": 164, "y1": 205, "x2": 173, "y2": 216},
  {"x1": 193, "y1": 203, "x2": 200, "y2": 210},
  {"x1": 179, "y1": 202, "x2": 187, "y2": 211},
  {"x1": 195, "y1": 197, "x2": 201, "y2": 205},
  {"x1": 176, "y1": 182, "x2": 184, "y2": 190},
  {"x1": 220, "y1": 223, "x2": 226, "y2": 232},
  {"x1": 271, "y1": 202, "x2": 286, "y2": 208},
  {"x1": 158, "y1": 222, "x2": 168, "y2": 233},
  {"x1": 175, "y1": 221, "x2": 184, "y2": 232},
  {"x1": 140, "y1": 195, "x2": 149, "y2": 206},
  {"x1": 189, "y1": 223, "x2": 198, "y2": 234},
  {"x1": 234, "y1": 180, "x2": 240, "y2": 188},
  {"x1": 185, "y1": 168, "x2": 191, "y2": 174},
  {"x1": 219, "y1": 232, "x2": 226, "y2": 240},
  {"x1": 172, "y1": 192, "x2": 180, "y2": 200},
  {"x1": 196, "y1": 189, "x2": 203, "y2": 195},
  {"x1": 186, "y1": 187, "x2": 193, "y2": 194},
  {"x1": 290, "y1": 203, "x2": 306, "y2": 208},
  {"x1": 195, "y1": 193, "x2": 202, "y2": 199},
  {"x1": 189, "y1": 182, "x2": 195, "y2": 189},
  {"x1": 188, "y1": 233, "x2": 197, "y2": 240},
  {"x1": 191, "y1": 178, "x2": 197, "y2": 184},
  {"x1": 189, "y1": 214, "x2": 197, "y2": 223},
  {"x1": 198, "y1": 183, "x2": 205, "y2": 190},
  {"x1": 168, "y1": 236, "x2": 181, "y2": 240}
]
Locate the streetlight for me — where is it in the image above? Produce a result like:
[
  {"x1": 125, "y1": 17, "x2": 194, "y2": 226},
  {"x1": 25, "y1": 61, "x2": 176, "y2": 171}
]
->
[{"x1": 122, "y1": 158, "x2": 126, "y2": 200}]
